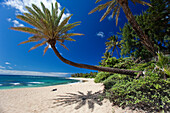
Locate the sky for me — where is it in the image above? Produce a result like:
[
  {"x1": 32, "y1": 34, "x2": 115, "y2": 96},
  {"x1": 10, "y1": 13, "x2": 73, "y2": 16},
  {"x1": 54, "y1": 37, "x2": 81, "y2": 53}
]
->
[{"x1": 0, "y1": 0, "x2": 148, "y2": 76}]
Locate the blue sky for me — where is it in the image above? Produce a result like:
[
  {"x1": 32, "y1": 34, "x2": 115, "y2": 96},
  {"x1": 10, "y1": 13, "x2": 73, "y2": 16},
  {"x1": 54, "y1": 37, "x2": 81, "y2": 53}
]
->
[{"x1": 0, "y1": 0, "x2": 148, "y2": 76}]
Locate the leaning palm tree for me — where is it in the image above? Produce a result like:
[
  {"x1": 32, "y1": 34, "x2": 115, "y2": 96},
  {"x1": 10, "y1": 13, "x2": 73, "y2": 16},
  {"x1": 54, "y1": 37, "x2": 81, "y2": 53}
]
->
[
  {"x1": 105, "y1": 35, "x2": 121, "y2": 57},
  {"x1": 89, "y1": 0, "x2": 157, "y2": 57},
  {"x1": 10, "y1": 2, "x2": 141, "y2": 76}
]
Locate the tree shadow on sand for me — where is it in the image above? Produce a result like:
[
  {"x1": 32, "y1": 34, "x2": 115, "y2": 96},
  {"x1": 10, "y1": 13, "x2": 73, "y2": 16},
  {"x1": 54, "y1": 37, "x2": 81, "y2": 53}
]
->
[{"x1": 52, "y1": 90, "x2": 104, "y2": 111}]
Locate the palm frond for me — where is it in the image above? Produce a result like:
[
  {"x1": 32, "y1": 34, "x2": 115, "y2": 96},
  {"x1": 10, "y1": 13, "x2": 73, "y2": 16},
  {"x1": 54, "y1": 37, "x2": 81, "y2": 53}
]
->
[
  {"x1": 41, "y1": 2, "x2": 46, "y2": 14},
  {"x1": 100, "y1": 2, "x2": 116, "y2": 22},
  {"x1": 25, "y1": 6, "x2": 40, "y2": 19},
  {"x1": 95, "y1": 0, "x2": 102, "y2": 3},
  {"x1": 17, "y1": 14, "x2": 43, "y2": 30},
  {"x1": 65, "y1": 37, "x2": 76, "y2": 41},
  {"x1": 116, "y1": 7, "x2": 120, "y2": 26},
  {"x1": 43, "y1": 45, "x2": 49, "y2": 56},
  {"x1": 131, "y1": 0, "x2": 152, "y2": 6},
  {"x1": 28, "y1": 41, "x2": 46, "y2": 52},
  {"x1": 88, "y1": 1, "x2": 112, "y2": 14},
  {"x1": 66, "y1": 33, "x2": 84, "y2": 37},
  {"x1": 55, "y1": 8, "x2": 65, "y2": 28},
  {"x1": 59, "y1": 43, "x2": 69, "y2": 50},
  {"x1": 18, "y1": 39, "x2": 37, "y2": 45},
  {"x1": 32, "y1": 4, "x2": 45, "y2": 19},
  {"x1": 57, "y1": 14, "x2": 73, "y2": 33},
  {"x1": 59, "y1": 22, "x2": 81, "y2": 34},
  {"x1": 10, "y1": 27, "x2": 42, "y2": 35}
]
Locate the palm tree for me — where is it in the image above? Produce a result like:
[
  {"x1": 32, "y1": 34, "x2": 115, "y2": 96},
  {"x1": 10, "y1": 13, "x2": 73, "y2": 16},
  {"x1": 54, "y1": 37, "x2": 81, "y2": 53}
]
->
[
  {"x1": 10, "y1": 2, "x2": 141, "y2": 76},
  {"x1": 89, "y1": 0, "x2": 157, "y2": 57},
  {"x1": 105, "y1": 35, "x2": 121, "y2": 57}
]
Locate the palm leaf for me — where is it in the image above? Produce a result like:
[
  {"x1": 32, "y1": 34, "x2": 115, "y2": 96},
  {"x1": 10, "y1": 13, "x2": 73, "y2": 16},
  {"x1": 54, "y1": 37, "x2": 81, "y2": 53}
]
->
[
  {"x1": 95, "y1": 0, "x2": 102, "y2": 3},
  {"x1": 25, "y1": 6, "x2": 40, "y2": 19},
  {"x1": 99, "y1": 1, "x2": 113, "y2": 11},
  {"x1": 59, "y1": 43, "x2": 69, "y2": 50},
  {"x1": 18, "y1": 39, "x2": 38, "y2": 45},
  {"x1": 89, "y1": 1, "x2": 112, "y2": 14},
  {"x1": 66, "y1": 33, "x2": 84, "y2": 37},
  {"x1": 19, "y1": 35, "x2": 43, "y2": 45},
  {"x1": 132, "y1": 0, "x2": 152, "y2": 6},
  {"x1": 55, "y1": 8, "x2": 65, "y2": 28},
  {"x1": 116, "y1": 7, "x2": 120, "y2": 26},
  {"x1": 112, "y1": 6, "x2": 119, "y2": 18},
  {"x1": 10, "y1": 27, "x2": 42, "y2": 35},
  {"x1": 100, "y1": 2, "x2": 116, "y2": 22},
  {"x1": 43, "y1": 45, "x2": 49, "y2": 56},
  {"x1": 32, "y1": 4, "x2": 45, "y2": 19},
  {"x1": 17, "y1": 14, "x2": 43, "y2": 30},
  {"x1": 59, "y1": 22, "x2": 81, "y2": 34},
  {"x1": 65, "y1": 37, "x2": 76, "y2": 41},
  {"x1": 28, "y1": 41, "x2": 46, "y2": 52},
  {"x1": 41, "y1": 2, "x2": 46, "y2": 14},
  {"x1": 57, "y1": 14, "x2": 73, "y2": 33}
]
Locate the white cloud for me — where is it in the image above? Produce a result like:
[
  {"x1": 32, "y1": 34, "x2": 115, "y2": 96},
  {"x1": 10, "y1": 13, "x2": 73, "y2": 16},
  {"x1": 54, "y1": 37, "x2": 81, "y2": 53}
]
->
[
  {"x1": 12, "y1": 20, "x2": 19, "y2": 24},
  {"x1": 7, "y1": 18, "x2": 25, "y2": 27},
  {"x1": 5, "y1": 62, "x2": 10, "y2": 65},
  {"x1": 3, "y1": 0, "x2": 70, "y2": 24},
  {"x1": 8, "y1": 66, "x2": 13, "y2": 69},
  {"x1": 7, "y1": 18, "x2": 11, "y2": 22},
  {"x1": 0, "y1": 66, "x2": 5, "y2": 69},
  {"x1": 12, "y1": 20, "x2": 24, "y2": 27},
  {"x1": 97, "y1": 32, "x2": 105, "y2": 38},
  {"x1": 0, "y1": 69, "x2": 70, "y2": 77},
  {"x1": 108, "y1": 15, "x2": 113, "y2": 21}
]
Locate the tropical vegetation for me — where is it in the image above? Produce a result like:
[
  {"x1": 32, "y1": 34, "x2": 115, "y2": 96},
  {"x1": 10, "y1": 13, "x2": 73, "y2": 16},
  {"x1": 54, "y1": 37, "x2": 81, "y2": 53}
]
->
[
  {"x1": 119, "y1": 0, "x2": 169, "y2": 59},
  {"x1": 89, "y1": 0, "x2": 161, "y2": 57}
]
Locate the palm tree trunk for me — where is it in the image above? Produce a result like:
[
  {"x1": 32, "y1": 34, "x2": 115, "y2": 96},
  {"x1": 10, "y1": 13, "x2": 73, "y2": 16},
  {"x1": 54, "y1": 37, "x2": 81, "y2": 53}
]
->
[
  {"x1": 118, "y1": 0, "x2": 157, "y2": 57},
  {"x1": 50, "y1": 43, "x2": 141, "y2": 76}
]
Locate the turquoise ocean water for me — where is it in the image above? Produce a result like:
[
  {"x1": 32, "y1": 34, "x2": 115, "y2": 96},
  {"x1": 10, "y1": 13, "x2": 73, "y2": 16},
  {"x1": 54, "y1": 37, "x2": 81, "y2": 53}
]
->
[{"x1": 0, "y1": 74, "x2": 79, "y2": 90}]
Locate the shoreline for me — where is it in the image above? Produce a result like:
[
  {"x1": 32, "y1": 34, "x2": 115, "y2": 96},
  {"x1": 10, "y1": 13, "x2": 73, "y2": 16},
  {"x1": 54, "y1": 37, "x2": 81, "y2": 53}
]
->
[
  {"x1": 0, "y1": 77, "x2": 81, "y2": 91},
  {"x1": 0, "y1": 77, "x2": 145, "y2": 113}
]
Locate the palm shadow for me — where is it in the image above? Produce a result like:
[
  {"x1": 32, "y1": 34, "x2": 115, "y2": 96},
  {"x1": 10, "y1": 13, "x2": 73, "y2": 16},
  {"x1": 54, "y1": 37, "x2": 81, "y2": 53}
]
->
[{"x1": 52, "y1": 90, "x2": 104, "y2": 111}]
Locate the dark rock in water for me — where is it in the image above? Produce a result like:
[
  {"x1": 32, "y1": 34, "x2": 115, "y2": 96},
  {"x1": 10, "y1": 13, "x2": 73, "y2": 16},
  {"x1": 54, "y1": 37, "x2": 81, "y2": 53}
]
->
[{"x1": 52, "y1": 88, "x2": 57, "y2": 91}]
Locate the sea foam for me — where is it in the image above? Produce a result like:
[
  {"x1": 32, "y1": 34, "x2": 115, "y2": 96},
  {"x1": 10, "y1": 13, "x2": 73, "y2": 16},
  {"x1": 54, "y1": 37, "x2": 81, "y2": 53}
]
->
[
  {"x1": 28, "y1": 82, "x2": 44, "y2": 84},
  {"x1": 10, "y1": 83, "x2": 21, "y2": 85}
]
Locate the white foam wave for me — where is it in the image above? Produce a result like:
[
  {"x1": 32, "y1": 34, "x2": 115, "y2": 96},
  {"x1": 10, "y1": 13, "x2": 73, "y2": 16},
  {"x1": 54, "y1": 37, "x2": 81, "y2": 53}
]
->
[
  {"x1": 10, "y1": 83, "x2": 20, "y2": 85},
  {"x1": 28, "y1": 82, "x2": 44, "y2": 84}
]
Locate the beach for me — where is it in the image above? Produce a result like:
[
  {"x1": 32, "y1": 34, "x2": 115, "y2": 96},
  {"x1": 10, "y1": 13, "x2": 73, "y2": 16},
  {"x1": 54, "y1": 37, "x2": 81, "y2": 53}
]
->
[{"x1": 0, "y1": 78, "x2": 144, "y2": 113}]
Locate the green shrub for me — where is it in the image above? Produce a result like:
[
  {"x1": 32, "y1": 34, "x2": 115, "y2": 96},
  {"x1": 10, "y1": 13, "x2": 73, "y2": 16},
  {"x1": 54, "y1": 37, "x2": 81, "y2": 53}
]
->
[
  {"x1": 103, "y1": 74, "x2": 133, "y2": 89},
  {"x1": 104, "y1": 73, "x2": 170, "y2": 112},
  {"x1": 94, "y1": 72, "x2": 111, "y2": 83}
]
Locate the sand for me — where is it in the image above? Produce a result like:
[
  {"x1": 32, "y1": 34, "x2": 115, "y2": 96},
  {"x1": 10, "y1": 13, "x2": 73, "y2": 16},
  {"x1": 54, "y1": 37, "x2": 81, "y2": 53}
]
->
[{"x1": 0, "y1": 78, "x2": 145, "y2": 113}]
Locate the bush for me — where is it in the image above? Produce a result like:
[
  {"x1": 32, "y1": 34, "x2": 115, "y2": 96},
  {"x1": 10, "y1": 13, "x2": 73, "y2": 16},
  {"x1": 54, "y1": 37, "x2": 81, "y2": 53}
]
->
[
  {"x1": 94, "y1": 72, "x2": 111, "y2": 83},
  {"x1": 103, "y1": 74, "x2": 133, "y2": 89},
  {"x1": 104, "y1": 73, "x2": 170, "y2": 112}
]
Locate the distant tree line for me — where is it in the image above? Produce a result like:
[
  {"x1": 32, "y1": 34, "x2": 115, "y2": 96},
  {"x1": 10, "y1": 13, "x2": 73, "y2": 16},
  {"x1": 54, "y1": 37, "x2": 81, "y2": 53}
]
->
[{"x1": 71, "y1": 72, "x2": 98, "y2": 78}]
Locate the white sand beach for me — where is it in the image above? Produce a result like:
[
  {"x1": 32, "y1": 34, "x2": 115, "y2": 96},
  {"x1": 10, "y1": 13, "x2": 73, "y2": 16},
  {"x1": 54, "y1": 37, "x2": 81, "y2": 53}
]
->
[{"x1": 0, "y1": 78, "x2": 144, "y2": 113}]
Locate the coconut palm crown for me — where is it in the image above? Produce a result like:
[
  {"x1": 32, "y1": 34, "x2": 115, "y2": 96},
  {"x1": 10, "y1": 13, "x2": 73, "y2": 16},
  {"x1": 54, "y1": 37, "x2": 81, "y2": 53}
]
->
[
  {"x1": 89, "y1": 0, "x2": 151, "y2": 25},
  {"x1": 105, "y1": 35, "x2": 121, "y2": 57},
  {"x1": 10, "y1": 2, "x2": 83, "y2": 55}
]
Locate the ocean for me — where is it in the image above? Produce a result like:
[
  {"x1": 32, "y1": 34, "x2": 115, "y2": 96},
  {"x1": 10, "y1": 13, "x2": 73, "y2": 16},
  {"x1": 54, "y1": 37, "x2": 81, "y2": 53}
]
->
[{"x1": 0, "y1": 74, "x2": 79, "y2": 90}]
